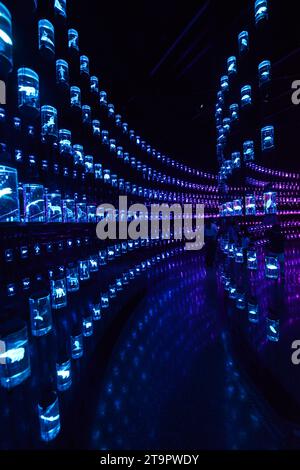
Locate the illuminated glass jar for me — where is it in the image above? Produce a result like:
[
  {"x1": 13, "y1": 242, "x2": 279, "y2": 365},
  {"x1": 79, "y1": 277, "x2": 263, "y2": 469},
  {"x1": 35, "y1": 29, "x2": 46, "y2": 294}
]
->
[
  {"x1": 89, "y1": 254, "x2": 98, "y2": 272},
  {"x1": 0, "y1": 320, "x2": 30, "y2": 389},
  {"x1": 109, "y1": 139, "x2": 116, "y2": 152},
  {"x1": 236, "y1": 292, "x2": 246, "y2": 310},
  {"x1": 228, "y1": 243, "x2": 235, "y2": 258},
  {"x1": 227, "y1": 56, "x2": 237, "y2": 75},
  {"x1": 82, "y1": 105, "x2": 91, "y2": 125},
  {"x1": 229, "y1": 103, "x2": 239, "y2": 122},
  {"x1": 261, "y1": 125, "x2": 274, "y2": 151},
  {"x1": 68, "y1": 28, "x2": 79, "y2": 51},
  {"x1": 71, "y1": 334, "x2": 83, "y2": 359},
  {"x1": 264, "y1": 191, "x2": 277, "y2": 214},
  {"x1": 267, "y1": 317, "x2": 279, "y2": 342},
  {"x1": 223, "y1": 117, "x2": 230, "y2": 134},
  {"x1": 117, "y1": 146, "x2": 123, "y2": 160},
  {"x1": 247, "y1": 250, "x2": 258, "y2": 270},
  {"x1": 255, "y1": 0, "x2": 268, "y2": 25},
  {"x1": 235, "y1": 246, "x2": 244, "y2": 263},
  {"x1": 90, "y1": 76, "x2": 99, "y2": 94},
  {"x1": 84, "y1": 155, "x2": 93, "y2": 174},
  {"x1": 103, "y1": 169, "x2": 110, "y2": 184},
  {"x1": 38, "y1": 19, "x2": 55, "y2": 56},
  {"x1": 50, "y1": 276, "x2": 67, "y2": 309},
  {"x1": 46, "y1": 191, "x2": 62, "y2": 222},
  {"x1": 23, "y1": 184, "x2": 45, "y2": 222},
  {"x1": 70, "y1": 86, "x2": 81, "y2": 108},
  {"x1": 62, "y1": 199, "x2": 75, "y2": 222},
  {"x1": 258, "y1": 60, "x2": 271, "y2": 86},
  {"x1": 265, "y1": 256, "x2": 279, "y2": 279},
  {"x1": 92, "y1": 303, "x2": 101, "y2": 321},
  {"x1": 80, "y1": 55, "x2": 89, "y2": 76},
  {"x1": 66, "y1": 263, "x2": 79, "y2": 293},
  {"x1": 108, "y1": 103, "x2": 115, "y2": 117},
  {"x1": 0, "y1": 3, "x2": 13, "y2": 74},
  {"x1": 87, "y1": 205, "x2": 96, "y2": 222},
  {"x1": 76, "y1": 202, "x2": 87, "y2": 222},
  {"x1": 79, "y1": 260, "x2": 90, "y2": 281},
  {"x1": 220, "y1": 75, "x2": 229, "y2": 92},
  {"x1": 229, "y1": 284, "x2": 237, "y2": 299},
  {"x1": 41, "y1": 105, "x2": 58, "y2": 139},
  {"x1": 109, "y1": 284, "x2": 116, "y2": 299},
  {"x1": 59, "y1": 129, "x2": 72, "y2": 154},
  {"x1": 101, "y1": 130, "x2": 109, "y2": 145},
  {"x1": 83, "y1": 316, "x2": 93, "y2": 337},
  {"x1": 243, "y1": 140, "x2": 254, "y2": 161},
  {"x1": 99, "y1": 250, "x2": 107, "y2": 266},
  {"x1": 232, "y1": 152, "x2": 241, "y2": 169},
  {"x1": 92, "y1": 119, "x2": 101, "y2": 137},
  {"x1": 245, "y1": 195, "x2": 256, "y2": 215},
  {"x1": 241, "y1": 85, "x2": 252, "y2": 107},
  {"x1": 56, "y1": 59, "x2": 69, "y2": 87},
  {"x1": 115, "y1": 114, "x2": 122, "y2": 126},
  {"x1": 111, "y1": 174, "x2": 118, "y2": 188},
  {"x1": 73, "y1": 144, "x2": 84, "y2": 166},
  {"x1": 94, "y1": 163, "x2": 103, "y2": 180},
  {"x1": 248, "y1": 301, "x2": 259, "y2": 323},
  {"x1": 38, "y1": 391, "x2": 61, "y2": 442},
  {"x1": 233, "y1": 199, "x2": 242, "y2": 216},
  {"x1": 0, "y1": 166, "x2": 20, "y2": 222},
  {"x1": 107, "y1": 246, "x2": 114, "y2": 261},
  {"x1": 101, "y1": 292, "x2": 109, "y2": 309},
  {"x1": 56, "y1": 359, "x2": 72, "y2": 392},
  {"x1": 29, "y1": 292, "x2": 52, "y2": 336},
  {"x1": 54, "y1": 0, "x2": 67, "y2": 17},
  {"x1": 238, "y1": 31, "x2": 249, "y2": 55},
  {"x1": 99, "y1": 90, "x2": 107, "y2": 106},
  {"x1": 17, "y1": 68, "x2": 40, "y2": 117},
  {"x1": 122, "y1": 122, "x2": 128, "y2": 133}
]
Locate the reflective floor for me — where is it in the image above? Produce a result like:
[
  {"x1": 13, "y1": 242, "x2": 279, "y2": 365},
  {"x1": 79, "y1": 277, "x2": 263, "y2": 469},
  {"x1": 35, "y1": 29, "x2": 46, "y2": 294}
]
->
[{"x1": 86, "y1": 257, "x2": 283, "y2": 450}]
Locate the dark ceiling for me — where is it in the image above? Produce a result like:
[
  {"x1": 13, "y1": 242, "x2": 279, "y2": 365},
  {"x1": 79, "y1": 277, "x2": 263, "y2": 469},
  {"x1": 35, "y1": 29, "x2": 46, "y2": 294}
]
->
[{"x1": 68, "y1": 1, "x2": 250, "y2": 171}]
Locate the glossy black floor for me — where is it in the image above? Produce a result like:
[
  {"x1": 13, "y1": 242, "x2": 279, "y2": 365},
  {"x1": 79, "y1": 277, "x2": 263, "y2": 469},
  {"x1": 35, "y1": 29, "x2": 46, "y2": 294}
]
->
[{"x1": 72, "y1": 255, "x2": 286, "y2": 450}]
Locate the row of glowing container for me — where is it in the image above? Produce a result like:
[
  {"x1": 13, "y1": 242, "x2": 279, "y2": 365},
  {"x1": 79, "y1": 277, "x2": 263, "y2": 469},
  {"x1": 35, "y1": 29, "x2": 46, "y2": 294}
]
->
[
  {"x1": 219, "y1": 193, "x2": 277, "y2": 217},
  {"x1": 0, "y1": 244, "x2": 182, "y2": 442}
]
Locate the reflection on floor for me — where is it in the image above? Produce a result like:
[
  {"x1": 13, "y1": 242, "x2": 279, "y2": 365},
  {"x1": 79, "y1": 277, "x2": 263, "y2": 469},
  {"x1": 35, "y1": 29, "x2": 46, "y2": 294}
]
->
[{"x1": 88, "y1": 256, "x2": 282, "y2": 450}]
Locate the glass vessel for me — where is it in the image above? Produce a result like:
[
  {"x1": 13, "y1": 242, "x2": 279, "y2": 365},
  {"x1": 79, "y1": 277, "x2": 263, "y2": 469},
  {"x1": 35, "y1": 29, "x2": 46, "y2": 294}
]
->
[
  {"x1": 0, "y1": 322, "x2": 30, "y2": 389},
  {"x1": 243, "y1": 140, "x2": 254, "y2": 162},
  {"x1": 82, "y1": 316, "x2": 93, "y2": 337},
  {"x1": 80, "y1": 55, "x2": 89, "y2": 76},
  {"x1": 0, "y1": 166, "x2": 20, "y2": 222},
  {"x1": 261, "y1": 125, "x2": 274, "y2": 151},
  {"x1": 46, "y1": 191, "x2": 62, "y2": 222},
  {"x1": 255, "y1": 0, "x2": 268, "y2": 25},
  {"x1": 56, "y1": 359, "x2": 72, "y2": 392},
  {"x1": 73, "y1": 144, "x2": 84, "y2": 166},
  {"x1": 92, "y1": 120, "x2": 100, "y2": 137},
  {"x1": 76, "y1": 202, "x2": 87, "y2": 223},
  {"x1": 233, "y1": 199, "x2": 242, "y2": 216},
  {"x1": 264, "y1": 191, "x2": 277, "y2": 214},
  {"x1": 245, "y1": 195, "x2": 256, "y2": 215},
  {"x1": 59, "y1": 129, "x2": 72, "y2": 154},
  {"x1": 68, "y1": 28, "x2": 79, "y2": 50},
  {"x1": 71, "y1": 334, "x2": 83, "y2": 359},
  {"x1": 62, "y1": 198, "x2": 76, "y2": 222},
  {"x1": 220, "y1": 75, "x2": 229, "y2": 92},
  {"x1": 17, "y1": 68, "x2": 40, "y2": 117},
  {"x1": 79, "y1": 260, "x2": 90, "y2": 281},
  {"x1": 236, "y1": 292, "x2": 246, "y2": 310},
  {"x1": 229, "y1": 104, "x2": 239, "y2": 122},
  {"x1": 41, "y1": 105, "x2": 58, "y2": 139},
  {"x1": 66, "y1": 263, "x2": 79, "y2": 292},
  {"x1": 54, "y1": 0, "x2": 67, "y2": 17},
  {"x1": 266, "y1": 318, "x2": 279, "y2": 342},
  {"x1": 247, "y1": 250, "x2": 258, "y2": 270},
  {"x1": 101, "y1": 292, "x2": 109, "y2": 309},
  {"x1": 0, "y1": 3, "x2": 13, "y2": 74},
  {"x1": 241, "y1": 85, "x2": 252, "y2": 107},
  {"x1": 234, "y1": 246, "x2": 244, "y2": 263},
  {"x1": 29, "y1": 292, "x2": 52, "y2": 336},
  {"x1": 248, "y1": 301, "x2": 259, "y2": 323},
  {"x1": 238, "y1": 31, "x2": 249, "y2": 54},
  {"x1": 92, "y1": 303, "x2": 101, "y2": 321},
  {"x1": 94, "y1": 163, "x2": 103, "y2": 180},
  {"x1": 38, "y1": 19, "x2": 55, "y2": 56},
  {"x1": 50, "y1": 277, "x2": 67, "y2": 309},
  {"x1": 56, "y1": 59, "x2": 69, "y2": 86},
  {"x1": 227, "y1": 56, "x2": 237, "y2": 75},
  {"x1": 101, "y1": 130, "x2": 109, "y2": 144},
  {"x1": 265, "y1": 256, "x2": 279, "y2": 279},
  {"x1": 90, "y1": 76, "x2": 99, "y2": 94},
  {"x1": 258, "y1": 60, "x2": 271, "y2": 86},
  {"x1": 89, "y1": 255, "x2": 98, "y2": 272},
  {"x1": 232, "y1": 151, "x2": 241, "y2": 168},
  {"x1": 38, "y1": 392, "x2": 61, "y2": 442},
  {"x1": 99, "y1": 90, "x2": 107, "y2": 106},
  {"x1": 82, "y1": 105, "x2": 91, "y2": 125},
  {"x1": 23, "y1": 184, "x2": 45, "y2": 222},
  {"x1": 70, "y1": 86, "x2": 81, "y2": 108}
]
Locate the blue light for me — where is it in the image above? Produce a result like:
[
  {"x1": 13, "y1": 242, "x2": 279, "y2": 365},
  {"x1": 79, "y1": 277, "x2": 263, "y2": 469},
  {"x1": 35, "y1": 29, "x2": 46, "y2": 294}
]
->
[
  {"x1": 38, "y1": 19, "x2": 55, "y2": 55},
  {"x1": 68, "y1": 29, "x2": 79, "y2": 50},
  {"x1": 220, "y1": 75, "x2": 229, "y2": 92},
  {"x1": 241, "y1": 85, "x2": 252, "y2": 107},
  {"x1": 29, "y1": 293, "x2": 53, "y2": 336},
  {"x1": 0, "y1": 3, "x2": 13, "y2": 73},
  {"x1": 23, "y1": 184, "x2": 45, "y2": 222},
  {"x1": 243, "y1": 140, "x2": 255, "y2": 162},
  {"x1": 266, "y1": 318, "x2": 279, "y2": 342},
  {"x1": 227, "y1": 56, "x2": 237, "y2": 75},
  {"x1": 38, "y1": 392, "x2": 61, "y2": 442},
  {"x1": 229, "y1": 103, "x2": 239, "y2": 122},
  {"x1": 70, "y1": 86, "x2": 81, "y2": 108},
  {"x1": 261, "y1": 125, "x2": 274, "y2": 151},
  {"x1": 255, "y1": 0, "x2": 268, "y2": 25},
  {"x1": 41, "y1": 105, "x2": 58, "y2": 139},
  {"x1": 71, "y1": 334, "x2": 83, "y2": 359},
  {"x1": 56, "y1": 59, "x2": 69, "y2": 86},
  {"x1": 18, "y1": 68, "x2": 40, "y2": 116},
  {"x1": 238, "y1": 31, "x2": 249, "y2": 54},
  {"x1": 0, "y1": 166, "x2": 20, "y2": 222},
  {"x1": 56, "y1": 359, "x2": 72, "y2": 392},
  {"x1": 258, "y1": 60, "x2": 271, "y2": 86}
]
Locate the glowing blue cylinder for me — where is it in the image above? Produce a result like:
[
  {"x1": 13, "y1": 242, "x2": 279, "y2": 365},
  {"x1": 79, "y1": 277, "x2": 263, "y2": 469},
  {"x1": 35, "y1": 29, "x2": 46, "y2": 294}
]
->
[
  {"x1": 59, "y1": 129, "x2": 72, "y2": 154},
  {"x1": 76, "y1": 202, "x2": 87, "y2": 222},
  {"x1": 248, "y1": 302, "x2": 259, "y2": 323},
  {"x1": 220, "y1": 75, "x2": 229, "y2": 92},
  {"x1": 0, "y1": 322, "x2": 31, "y2": 389},
  {"x1": 73, "y1": 144, "x2": 84, "y2": 165},
  {"x1": 83, "y1": 316, "x2": 93, "y2": 337},
  {"x1": 54, "y1": 0, "x2": 67, "y2": 17},
  {"x1": 255, "y1": 0, "x2": 268, "y2": 25},
  {"x1": 245, "y1": 195, "x2": 256, "y2": 215},
  {"x1": 38, "y1": 392, "x2": 61, "y2": 442},
  {"x1": 68, "y1": 28, "x2": 79, "y2": 50},
  {"x1": 236, "y1": 292, "x2": 246, "y2": 310},
  {"x1": 46, "y1": 191, "x2": 62, "y2": 222},
  {"x1": 70, "y1": 86, "x2": 81, "y2": 108},
  {"x1": 92, "y1": 119, "x2": 101, "y2": 137},
  {"x1": 0, "y1": 2, "x2": 13, "y2": 74},
  {"x1": 50, "y1": 277, "x2": 67, "y2": 309},
  {"x1": 266, "y1": 318, "x2": 279, "y2": 342},
  {"x1": 71, "y1": 334, "x2": 83, "y2": 359},
  {"x1": 233, "y1": 199, "x2": 242, "y2": 216},
  {"x1": 38, "y1": 19, "x2": 55, "y2": 55},
  {"x1": 0, "y1": 166, "x2": 20, "y2": 222},
  {"x1": 265, "y1": 256, "x2": 280, "y2": 279},
  {"x1": 41, "y1": 105, "x2": 58, "y2": 139},
  {"x1": 82, "y1": 105, "x2": 91, "y2": 125},
  {"x1": 62, "y1": 199, "x2": 76, "y2": 222},
  {"x1": 80, "y1": 55, "x2": 89, "y2": 76},
  {"x1": 99, "y1": 90, "x2": 107, "y2": 106},
  {"x1": 261, "y1": 125, "x2": 274, "y2": 151},
  {"x1": 108, "y1": 103, "x2": 115, "y2": 117},
  {"x1": 23, "y1": 184, "x2": 45, "y2": 222},
  {"x1": 227, "y1": 56, "x2": 237, "y2": 75},
  {"x1": 243, "y1": 140, "x2": 254, "y2": 161},
  {"x1": 235, "y1": 246, "x2": 244, "y2": 263},
  {"x1": 17, "y1": 68, "x2": 40, "y2": 116},
  {"x1": 90, "y1": 75, "x2": 99, "y2": 93},
  {"x1": 229, "y1": 103, "x2": 239, "y2": 122},
  {"x1": 66, "y1": 264, "x2": 80, "y2": 292},
  {"x1": 56, "y1": 359, "x2": 72, "y2": 392},
  {"x1": 247, "y1": 250, "x2": 258, "y2": 270},
  {"x1": 232, "y1": 152, "x2": 241, "y2": 168},
  {"x1": 79, "y1": 260, "x2": 90, "y2": 281},
  {"x1": 85, "y1": 155, "x2": 94, "y2": 173},
  {"x1": 258, "y1": 60, "x2": 271, "y2": 86},
  {"x1": 238, "y1": 31, "x2": 249, "y2": 54},
  {"x1": 94, "y1": 163, "x2": 103, "y2": 180},
  {"x1": 56, "y1": 59, "x2": 69, "y2": 86},
  {"x1": 264, "y1": 191, "x2": 277, "y2": 214},
  {"x1": 241, "y1": 85, "x2": 252, "y2": 107},
  {"x1": 101, "y1": 130, "x2": 109, "y2": 145},
  {"x1": 89, "y1": 254, "x2": 98, "y2": 272},
  {"x1": 101, "y1": 292, "x2": 109, "y2": 309},
  {"x1": 29, "y1": 292, "x2": 53, "y2": 336}
]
